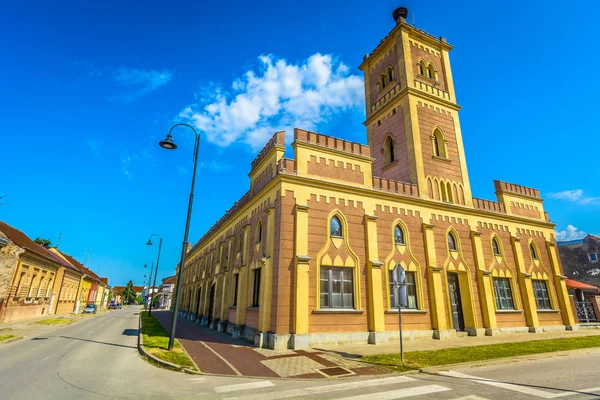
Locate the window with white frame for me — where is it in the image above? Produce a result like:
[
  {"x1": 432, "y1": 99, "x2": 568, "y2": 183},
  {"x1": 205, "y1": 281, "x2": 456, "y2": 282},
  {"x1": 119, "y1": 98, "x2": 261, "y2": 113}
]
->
[
  {"x1": 320, "y1": 267, "x2": 353, "y2": 309},
  {"x1": 493, "y1": 278, "x2": 515, "y2": 310},
  {"x1": 588, "y1": 253, "x2": 598, "y2": 262}
]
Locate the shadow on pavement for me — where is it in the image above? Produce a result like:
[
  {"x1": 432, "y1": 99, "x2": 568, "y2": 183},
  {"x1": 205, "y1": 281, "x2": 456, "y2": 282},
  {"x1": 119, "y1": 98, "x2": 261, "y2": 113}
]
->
[
  {"x1": 58, "y1": 335, "x2": 137, "y2": 349},
  {"x1": 122, "y1": 329, "x2": 138, "y2": 336}
]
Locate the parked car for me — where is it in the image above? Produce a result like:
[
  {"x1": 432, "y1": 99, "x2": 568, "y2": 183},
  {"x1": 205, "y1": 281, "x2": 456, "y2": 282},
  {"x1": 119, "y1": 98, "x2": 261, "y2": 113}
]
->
[{"x1": 84, "y1": 304, "x2": 97, "y2": 314}]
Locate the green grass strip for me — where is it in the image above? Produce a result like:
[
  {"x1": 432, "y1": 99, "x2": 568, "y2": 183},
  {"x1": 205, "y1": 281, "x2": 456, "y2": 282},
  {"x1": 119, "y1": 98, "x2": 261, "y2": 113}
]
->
[
  {"x1": 140, "y1": 311, "x2": 196, "y2": 370},
  {"x1": 363, "y1": 335, "x2": 600, "y2": 372},
  {"x1": 0, "y1": 334, "x2": 18, "y2": 343},
  {"x1": 34, "y1": 318, "x2": 75, "y2": 326}
]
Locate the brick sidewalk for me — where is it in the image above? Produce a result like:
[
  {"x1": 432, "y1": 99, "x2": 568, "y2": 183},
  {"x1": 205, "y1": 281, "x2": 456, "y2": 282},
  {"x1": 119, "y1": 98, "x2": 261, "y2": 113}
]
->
[{"x1": 152, "y1": 311, "x2": 386, "y2": 379}]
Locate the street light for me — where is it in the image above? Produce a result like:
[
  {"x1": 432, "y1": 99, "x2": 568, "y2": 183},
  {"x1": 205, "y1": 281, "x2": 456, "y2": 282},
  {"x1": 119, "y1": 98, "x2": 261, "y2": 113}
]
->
[
  {"x1": 146, "y1": 234, "x2": 163, "y2": 316},
  {"x1": 158, "y1": 123, "x2": 201, "y2": 351},
  {"x1": 143, "y1": 262, "x2": 154, "y2": 311}
]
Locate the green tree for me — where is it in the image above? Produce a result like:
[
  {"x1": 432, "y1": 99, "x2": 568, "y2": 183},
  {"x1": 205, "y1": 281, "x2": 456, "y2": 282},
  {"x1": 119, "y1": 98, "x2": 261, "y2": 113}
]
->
[
  {"x1": 122, "y1": 280, "x2": 137, "y2": 303},
  {"x1": 34, "y1": 237, "x2": 52, "y2": 248}
]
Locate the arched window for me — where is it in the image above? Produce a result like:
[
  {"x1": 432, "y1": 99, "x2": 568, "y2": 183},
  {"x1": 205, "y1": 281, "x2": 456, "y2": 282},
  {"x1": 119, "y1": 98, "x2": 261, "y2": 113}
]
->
[
  {"x1": 427, "y1": 64, "x2": 435, "y2": 79},
  {"x1": 492, "y1": 238, "x2": 501, "y2": 256},
  {"x1": 432, "y1": 128, "x2": 446, "y2": 158},
  {"x1": 448, "y1": 232, "x2": 458, "y2": 251},
  {"x1": 384, "y1": 135, "x2": 395, "y2": 165},
  {"x1": 446, "y1": 182, "x2": 453, "y2": 203},
  {"x1": 418, "y1": 61, "x2": 425, "y2": 75},
  {"x1": 387, "y1": 66, "x2": 394, "y2": 83},
  {"x1": 380, "y1": 73, "x2": 387, "y2": 89},
  {"x1": 530, "y1": 243, "x2": 538, "y2": 260},
  {"x1": 256, "y1": 221, "x2": 262, "y2": 243},
  {"x1": 330, "y1": 216, "x2": 342, "y2": 237},
  {"x1": 394, "y1": 225, "x2": 405, "y2": 245}
]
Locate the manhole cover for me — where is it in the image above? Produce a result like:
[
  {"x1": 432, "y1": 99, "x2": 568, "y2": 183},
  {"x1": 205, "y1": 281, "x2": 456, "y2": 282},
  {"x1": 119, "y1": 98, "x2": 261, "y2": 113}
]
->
[{"x1": 319, "y1": 367, "x2": 354, "y2": 377}]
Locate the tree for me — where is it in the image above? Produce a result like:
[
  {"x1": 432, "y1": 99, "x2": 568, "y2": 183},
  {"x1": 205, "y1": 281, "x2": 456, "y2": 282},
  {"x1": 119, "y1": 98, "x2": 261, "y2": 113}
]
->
[
  {"x1": 122, "y1": 280, "x2": 137, "y2": 303},
  {"x1": 34, "y1": 237, "x2": 52, "y2": 248}
]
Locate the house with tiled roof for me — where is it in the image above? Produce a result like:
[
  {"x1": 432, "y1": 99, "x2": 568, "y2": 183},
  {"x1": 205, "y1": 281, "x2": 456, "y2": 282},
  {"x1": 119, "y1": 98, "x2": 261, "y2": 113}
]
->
[
  {"x1": 50, "y1": 248, "x2": 110, "y2": 311},
  {"x1": 0, "y1": 220, "x2": 84, "y2": 322}
]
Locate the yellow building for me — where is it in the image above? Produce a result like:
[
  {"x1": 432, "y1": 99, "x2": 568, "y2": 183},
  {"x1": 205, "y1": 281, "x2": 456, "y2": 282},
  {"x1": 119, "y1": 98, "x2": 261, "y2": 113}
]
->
[
  {"x1": 175, "y1": 7, "x2": 575, "y2": 350},
  {"x1": 0, "y1": 221, "x2": 83, "y2": 322}
]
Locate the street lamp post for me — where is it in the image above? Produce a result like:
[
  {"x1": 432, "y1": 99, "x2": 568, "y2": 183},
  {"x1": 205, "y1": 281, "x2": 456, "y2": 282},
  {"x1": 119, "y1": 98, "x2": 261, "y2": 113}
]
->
[
  {"x1": 158, "y1": 123, "x2": 201, "y2": 351},
  {"x1": 144, "y1": 263, "x2": 154, "y2": 310},
  {"x1": 146, "y1": 234, "x2": 163, "y2": 316}
]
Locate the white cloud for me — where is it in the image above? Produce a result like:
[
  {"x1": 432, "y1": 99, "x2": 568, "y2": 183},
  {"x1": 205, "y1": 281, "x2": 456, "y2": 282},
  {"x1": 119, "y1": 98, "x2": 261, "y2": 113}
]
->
[
  {"x1": 547, "y1": 189, "x2": 599, "y2": 205},
  {"x1": 555, "y1": 225, "x2": 587, "y2": 241},
  {"x1": 179, "y1": 53, "x2": 364, "y2": 150},
  {"x1": 109, "y1": 67, "x2": 173, "y2": 102}
]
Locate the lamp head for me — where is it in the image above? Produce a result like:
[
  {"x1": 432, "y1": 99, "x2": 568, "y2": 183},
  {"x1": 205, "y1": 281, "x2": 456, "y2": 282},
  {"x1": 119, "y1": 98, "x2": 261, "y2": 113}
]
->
[
  {"x1": 144, "y1": 263, "x2": 148, "y2": 268},
  {"x1": 146, "y1": 239, "x2": 153, "y2": 246},
  {"x1": 159, "y1": 134, "x2": 177, "y2": 150}
]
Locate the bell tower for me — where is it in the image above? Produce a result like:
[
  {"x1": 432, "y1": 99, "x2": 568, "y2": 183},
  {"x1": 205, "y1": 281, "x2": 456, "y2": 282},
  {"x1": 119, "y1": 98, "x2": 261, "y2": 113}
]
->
[{"x1": 359, "y1": 7, "x2": 472, "y2": 206}]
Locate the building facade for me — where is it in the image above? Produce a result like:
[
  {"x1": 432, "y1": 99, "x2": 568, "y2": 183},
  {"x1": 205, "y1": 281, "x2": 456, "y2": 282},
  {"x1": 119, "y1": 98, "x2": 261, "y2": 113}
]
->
[
  {"x1": 558, "y1": 235, "x2": 600, "y2": 288},
  {"x1": 175, "y1": 7, "x2": 576, "y2": 350}
]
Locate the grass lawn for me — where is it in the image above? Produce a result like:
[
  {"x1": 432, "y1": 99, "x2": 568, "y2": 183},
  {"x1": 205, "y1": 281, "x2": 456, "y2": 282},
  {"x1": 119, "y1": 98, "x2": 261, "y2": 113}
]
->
[
  {"x1": 34, "y1": 318, "x2": 75, "y2": 326},
  {"x1": 0, "y1": 329, "x2": 18, "y2": 343},
  {"x1": 140, "y1": 311, "x2": 196, "y2": 370},
  {"x1": 363, "y1": 335, "x2": 600, "y2": 373}
]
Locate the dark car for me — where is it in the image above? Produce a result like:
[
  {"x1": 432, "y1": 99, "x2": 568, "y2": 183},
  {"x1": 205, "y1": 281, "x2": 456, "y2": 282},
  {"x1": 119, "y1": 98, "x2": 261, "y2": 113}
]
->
[{"x1": 83, "y1": 304, "x2": 97, "y2": 314}]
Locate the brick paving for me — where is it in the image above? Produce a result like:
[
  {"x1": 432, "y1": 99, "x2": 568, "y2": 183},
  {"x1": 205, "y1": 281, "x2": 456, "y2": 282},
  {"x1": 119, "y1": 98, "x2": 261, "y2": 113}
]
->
[{"x1": 152, "y1": 311, "x2": 387, "y2": 379}]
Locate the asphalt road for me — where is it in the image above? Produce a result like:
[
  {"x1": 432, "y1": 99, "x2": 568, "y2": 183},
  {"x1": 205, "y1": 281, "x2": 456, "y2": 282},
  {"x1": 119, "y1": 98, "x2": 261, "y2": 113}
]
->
[{"x1": 1, "y1": 306, "x2": 599, "y2": 400}]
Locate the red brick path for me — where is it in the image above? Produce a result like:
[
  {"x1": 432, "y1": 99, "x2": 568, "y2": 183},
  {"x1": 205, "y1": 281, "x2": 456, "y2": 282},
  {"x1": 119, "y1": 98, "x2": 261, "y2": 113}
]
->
[{"x1": 152, "y1": 311, "x2": 386, "y2": 378}]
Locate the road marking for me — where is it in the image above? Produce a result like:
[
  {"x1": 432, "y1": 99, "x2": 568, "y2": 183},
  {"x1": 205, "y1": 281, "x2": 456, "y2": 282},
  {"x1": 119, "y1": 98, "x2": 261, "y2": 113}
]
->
[
  {"x1": 440, "y1": 371, "x2": 554, "y2": 398},
  {"x1": 86, "y1": 330, "x2": 93, "y2": 334},
  {"x1": 214, "y1": 381, "x2": 275, "y2": 394},
  {"x1": 451, "y1": 396, "x2": 490, "y2": 400},
  {"x1": 187, "y1": 377, "x2": 206, "y2": 384},
  {"x1": 331, "y1": 385, "x2": 451, "y2": 399},
  {"x1": 550, "y1": 387, "x2": 600, "y2": 398},
  {"x1": 440, "y1": 371, "x2": 600, "y2": 399},
  {"x1": 201, "y1": 341, "x2": 243, "y2": 376},
  {"x1": 224, "y1": 376, "x2": 417, "y2": 400}
]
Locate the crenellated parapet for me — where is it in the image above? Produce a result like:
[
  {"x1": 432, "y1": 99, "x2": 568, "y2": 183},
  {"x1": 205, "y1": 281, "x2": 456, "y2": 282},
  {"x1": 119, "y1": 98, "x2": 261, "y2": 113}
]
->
[
  {"x1": 473, "y1": 198, "x2": 506, "y2": 214},
  {"x1": 294, "y1": 128, "x2": 371, "y2": 157},
  {"x1": 372, "y1": 176, "x2": 419, "y2": 198},
  {"x1": 249, "y1": 131, "x2": 286, "y2": 195},
  {"x1": 494, "y1": 180, "x2": 540, "y2": 199}
]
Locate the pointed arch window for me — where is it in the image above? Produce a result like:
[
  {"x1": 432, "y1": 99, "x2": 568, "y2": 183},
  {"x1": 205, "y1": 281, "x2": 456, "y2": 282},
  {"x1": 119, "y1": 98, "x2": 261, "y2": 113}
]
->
[
  {"x1": 530, "y1": 243, "x2": 538, "y2": 260},
  {"x1": 427, "y1": 64, "x2": 435, "y2": 79},
  {"x1": 418, "y1": 61, "x2": 425, "y2": 75},
  {"x1": 330, "y1": 216, "x2": 343, "y2": 237},
  {"x1": 432, "y1": 128, "x2": 447, "y2": 159},
  {"x1": 387, "y1": 66, "x2": 394, "y2": 84},
  {"x1": 256, "y1": 220, "x2": 262, "y2": 243},
  {"x1": 448, "y1": 232, "x2": 458, "y2": 251},
  {"x1": 394, "y1": 225, "x2": 405, "y2": 245},
  {"x1": 383, "y1": 135, "x2": 395, "y2": 165},
  {"x1": 492, "y1": 238, "x2": 502, "y2": 256},
  {"x1": 380, "y1": 73, "x2": 387, "y2": 90}
]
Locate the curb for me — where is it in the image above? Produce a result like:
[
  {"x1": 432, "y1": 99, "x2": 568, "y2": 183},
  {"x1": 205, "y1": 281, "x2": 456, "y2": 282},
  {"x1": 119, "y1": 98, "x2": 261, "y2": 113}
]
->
[
  {"x1": 418, "y1": 347, "x2": 600, "y2": 374},
  {"x1": 137, "y1": 312, "x2": 199, "y2": 373}
]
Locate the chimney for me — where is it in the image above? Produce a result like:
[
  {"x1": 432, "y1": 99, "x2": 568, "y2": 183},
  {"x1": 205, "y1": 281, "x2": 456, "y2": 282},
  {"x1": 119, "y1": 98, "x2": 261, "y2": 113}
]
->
[{"x1": 393, "y1": 6, "x2": 408, "y2": 24}]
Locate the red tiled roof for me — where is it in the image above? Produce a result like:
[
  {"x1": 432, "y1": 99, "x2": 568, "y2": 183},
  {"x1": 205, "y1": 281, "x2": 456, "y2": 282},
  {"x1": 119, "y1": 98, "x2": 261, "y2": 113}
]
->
[
  {"x1": 566, "y1": 278, "x2": 599, "y2": 292},
  {"x1": 56, "y1": 250, "x2": 102, "y2": 283},
  {"x1": 0, "y1": 220, "x2": 78, "y2": 272},
  {"x1": 162, "y1": 275, "x2": 176, "y2": 284},
  {"x1": 0, "y1": 221, "x2": 56, "y2": 262}
]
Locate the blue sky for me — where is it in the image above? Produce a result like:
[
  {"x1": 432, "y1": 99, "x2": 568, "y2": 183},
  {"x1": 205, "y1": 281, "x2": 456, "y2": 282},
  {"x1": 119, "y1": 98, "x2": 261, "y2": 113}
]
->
[{"x1": 1, "y1": 0, "x2": 598, "y2": 286}]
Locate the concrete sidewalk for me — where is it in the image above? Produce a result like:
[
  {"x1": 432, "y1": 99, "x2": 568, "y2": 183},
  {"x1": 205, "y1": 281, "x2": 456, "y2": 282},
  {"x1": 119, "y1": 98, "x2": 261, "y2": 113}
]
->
[
  {"x1": 316, "y1": 328, "x2": 600, "y2": 357},
  {"x1": 0, "y1": 310, "x2": 109, "y2": 341},
  {"x1": 152, "y1": 311, "x2": 387, "y2": 379}
]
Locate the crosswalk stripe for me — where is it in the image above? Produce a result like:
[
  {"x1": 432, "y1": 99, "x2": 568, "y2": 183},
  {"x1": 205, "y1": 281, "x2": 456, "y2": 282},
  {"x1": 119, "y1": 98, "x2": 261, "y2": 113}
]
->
[
  {"x1": 440, "y1": 371, "x2": 553, "y2": 398},
  {"x1": 214, "y1": 381, "x2": 275, "y2": 394},
  {"x1": 331, "y1": 385, "x2": 452, "y2": 399},
  {"x1": 224, "y1": 376, "x2": 417, "y2": 400}
]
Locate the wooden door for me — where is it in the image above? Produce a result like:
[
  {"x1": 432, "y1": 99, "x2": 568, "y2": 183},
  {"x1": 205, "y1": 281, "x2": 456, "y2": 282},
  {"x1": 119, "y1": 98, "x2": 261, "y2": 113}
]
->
[{"x1": 447, "y1": 273, "x2": 465, "y2": 331}]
